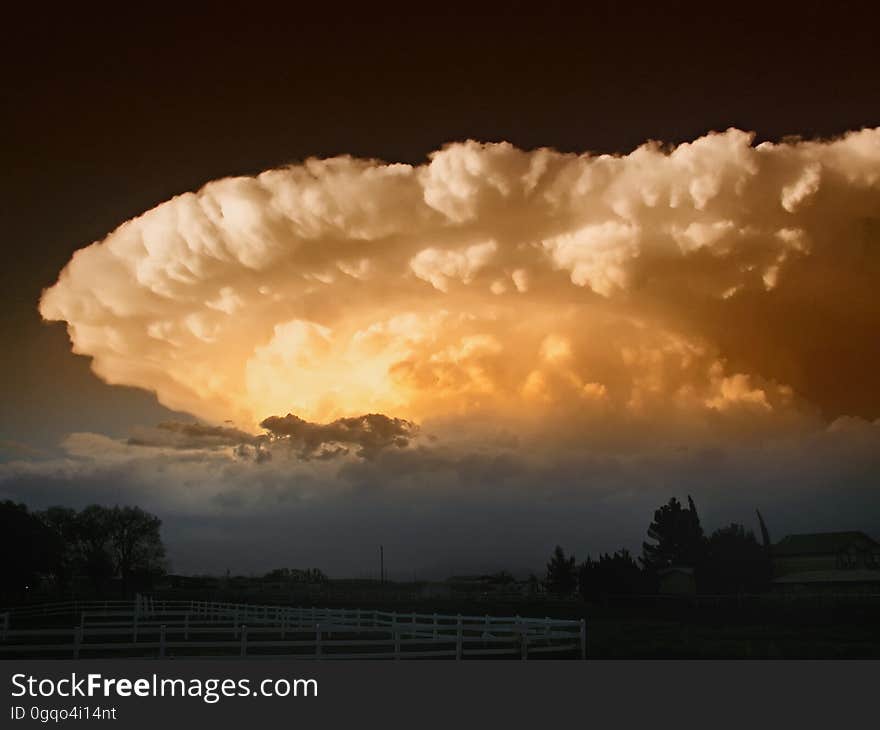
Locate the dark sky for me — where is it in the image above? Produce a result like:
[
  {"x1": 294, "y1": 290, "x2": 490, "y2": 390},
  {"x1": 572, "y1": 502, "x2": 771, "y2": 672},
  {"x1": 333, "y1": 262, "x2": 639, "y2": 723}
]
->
[{"x1": 3, "y1": 2, "x2": 879, "y2": 450}]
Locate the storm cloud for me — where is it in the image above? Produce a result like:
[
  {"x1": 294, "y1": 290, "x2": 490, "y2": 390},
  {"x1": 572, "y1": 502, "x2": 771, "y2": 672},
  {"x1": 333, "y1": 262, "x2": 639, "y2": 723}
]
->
[
  {"x1": 25, "y1": 129, "x2": 880, "y2": 574},
  {"x1": 39, "y1": 129, "x2": 880, "y2": 436}
]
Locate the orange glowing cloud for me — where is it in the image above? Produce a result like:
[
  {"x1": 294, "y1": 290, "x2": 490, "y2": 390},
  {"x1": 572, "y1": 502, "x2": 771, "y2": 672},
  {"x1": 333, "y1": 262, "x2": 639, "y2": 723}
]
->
[{"x1": 40, "y1": 129, "x2": 880, "y2": 434}]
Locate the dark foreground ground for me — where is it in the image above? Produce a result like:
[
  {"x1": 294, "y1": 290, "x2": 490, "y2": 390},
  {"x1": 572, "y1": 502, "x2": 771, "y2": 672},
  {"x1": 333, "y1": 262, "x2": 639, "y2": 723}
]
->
[
  {"x1": 5, "y1": 591, "x2": 878, "y2": 659},
  {"x1": 151, "y1": 590, "x2": 880, "y2": 659}
]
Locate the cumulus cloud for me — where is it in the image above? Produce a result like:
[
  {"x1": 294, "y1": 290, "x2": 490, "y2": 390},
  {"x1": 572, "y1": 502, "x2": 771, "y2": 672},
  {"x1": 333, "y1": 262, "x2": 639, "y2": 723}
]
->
[{"x1": 39, "y1": 129, "x2": 880, "y2": 437}]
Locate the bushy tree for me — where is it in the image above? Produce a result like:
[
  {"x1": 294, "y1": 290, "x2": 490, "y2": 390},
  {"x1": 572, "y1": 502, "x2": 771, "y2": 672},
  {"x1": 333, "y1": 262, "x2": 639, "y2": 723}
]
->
[
  {"x1": 263, "y1": 568, "x2": 327, "y2": 584},
  {"x1": 35, "y1": 504, "x2": 166, "y2": 598},
  {"x1": 107, "y1": 506, "x2": 166, "y2": 597},
  {"x1": 0, "y1": 501, "x2": 64, "y2": 601},
  {"x1": 545, "y1": 545, "x2": 577, "y2": 596},
  {"x1": 75, "y1": 505, "x2": 116, "y2": 593},
  {"x1": 702, "y1": 523, "x2": 771, "y2": 594},
  {"x1": 579, "y1": 549, "x2": 644, "y2": 600}
]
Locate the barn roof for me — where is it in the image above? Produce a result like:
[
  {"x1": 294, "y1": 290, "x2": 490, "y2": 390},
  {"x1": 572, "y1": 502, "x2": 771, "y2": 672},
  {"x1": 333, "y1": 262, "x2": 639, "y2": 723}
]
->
[{"x1": 773, "y1": 531, "x2": 878, "y2": 557}]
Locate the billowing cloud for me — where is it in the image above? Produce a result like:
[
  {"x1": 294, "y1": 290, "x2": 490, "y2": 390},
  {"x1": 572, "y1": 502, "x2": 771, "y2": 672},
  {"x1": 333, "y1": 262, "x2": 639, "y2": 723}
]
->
[{"x1": 40, "y1": 128, "x2": 880, "y2": 437}]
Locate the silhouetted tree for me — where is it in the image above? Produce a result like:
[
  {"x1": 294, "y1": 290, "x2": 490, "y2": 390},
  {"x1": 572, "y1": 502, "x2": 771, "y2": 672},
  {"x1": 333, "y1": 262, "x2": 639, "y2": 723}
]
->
[
  {"x1": 641, "y1": 496, "x2": 706, "y2": 571},
  {"x1": 0, "y1": 501, "x2": 63, "y2": 602},
  {"x1": 107, "y1": 506, "x2": 166, "y2": 598},
  {"x1": 579, "y1": 549, "x2": 644, "y2": 600},
  {"x1": 263, "y1": 567, "x2": 327, "y2": 584},
  {"x1": 545, "y1": 545, "x2": 577, "y2": 596},
  {"x1": 35, "y1": 504, "x2": 166, "y2": 598},
  {"x1": 701, "y1": 523, "x2": 771, "y2": 594},
  {"x1": 75, "y1": 505, "x2": 116, "y2": 594},
  {"x1": 38, "y1": 506, "x2": 79, "y2": 597}
]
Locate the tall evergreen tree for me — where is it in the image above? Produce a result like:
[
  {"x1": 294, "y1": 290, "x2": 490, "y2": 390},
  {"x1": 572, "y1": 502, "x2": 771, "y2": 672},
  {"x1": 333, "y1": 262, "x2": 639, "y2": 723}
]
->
[
  {"x1": 641, "y1": 496, "x2": 706, "y2": 571},
  {"x1": 545, "y1": 545, "x2": 577, "y2": 596}
]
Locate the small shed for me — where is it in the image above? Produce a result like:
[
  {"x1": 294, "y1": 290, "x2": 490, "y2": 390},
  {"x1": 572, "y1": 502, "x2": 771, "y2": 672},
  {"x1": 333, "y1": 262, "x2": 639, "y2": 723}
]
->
[{"x1": 658, "y1": 566, "x2": 696, "y2": 595}]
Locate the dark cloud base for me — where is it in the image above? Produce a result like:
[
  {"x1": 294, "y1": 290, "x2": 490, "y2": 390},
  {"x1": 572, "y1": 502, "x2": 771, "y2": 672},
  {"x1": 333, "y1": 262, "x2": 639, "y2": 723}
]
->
[{"x1": 127, "y1": 412, "x2": 417, "y2": 462}]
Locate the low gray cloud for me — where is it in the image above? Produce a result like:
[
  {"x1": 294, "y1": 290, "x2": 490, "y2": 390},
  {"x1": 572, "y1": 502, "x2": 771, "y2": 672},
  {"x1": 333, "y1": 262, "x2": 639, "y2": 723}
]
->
[
  {"x1": 260, "y1": 412, "x2": 418, "y2": 460},
  {"x1": 128, "y1": 421, "x2": 262, "y2": 450},
  {"x1": 2, "y1": 417, "x2": 878, "y2": 578},
  {"x1": 125, "y1": 412, "x2": 417, "y2": 462}
]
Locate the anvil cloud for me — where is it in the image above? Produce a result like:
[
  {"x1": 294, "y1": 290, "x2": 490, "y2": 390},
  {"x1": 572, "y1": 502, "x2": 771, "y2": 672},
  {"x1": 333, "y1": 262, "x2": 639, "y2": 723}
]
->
[{"x1": 40, "y1": 129, "x2": 880, "y2": 442}]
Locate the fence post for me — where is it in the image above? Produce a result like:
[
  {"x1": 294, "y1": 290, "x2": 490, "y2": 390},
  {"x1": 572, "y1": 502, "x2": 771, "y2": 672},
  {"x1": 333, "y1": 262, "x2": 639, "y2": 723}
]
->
[
  {"x1": 373, "y1": 609, "x2": 378, "y2": 627},
  {"x1": 356, "y1": 608, "x2": 361, "y2": 629},
  {"x1": 411, "y1": 611, "x2": 417, "y2": 638},
  {"x1": 240, "y1": 625, "x2": 248, "y2": 657},
  {"x1": 315, "y1": 624, "x2": 322, "y2": 659},
  {"x1": 184, "y1": 613, "x2": 189, "y2": 641},
  {"x1": 73, "y1": 626, "x2": 82, "y2": 659},
  {"x1": 133, "y1": 610, "x2": 139, "y2": 643},
  {"x1": 433, "y1": 613, "x2": 438, "y2": 640},
  {"x1": 579, "y1": 618, "x2": 587, "y2": 660},
  {"x1": 456, "y1": 615, "x2": 463, "y2": 660},
  {"x1": 545, "y1": 616, "x2": 551, "y2": 640},
  {"x1": 1, "y1": 612, "x2": 8, "y2": 641},
  {"x1": 159, "y1": 625, "x2": 166, "y2": 658},
  {"x1": 520, "y1": 629, "x2": 528, "y2": 660},
  {"x1": 391, "y1": 611, "x2": 397, "y2": 638},
  {"x1": 394, "y1": 629, "x2": 401, "y2": 659}
]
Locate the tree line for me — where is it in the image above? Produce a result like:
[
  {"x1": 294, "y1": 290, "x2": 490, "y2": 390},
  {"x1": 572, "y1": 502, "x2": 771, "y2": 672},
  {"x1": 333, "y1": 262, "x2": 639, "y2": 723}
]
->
[
  {"x1": 0, "y1": 501, "x2": 166, "y2": 603},
  {"x1": 545, "y1": 496, "x2": 772, "y2": 598},
  {"x1": 2, "y1": 494, "x2": 772, "y2": 604}
]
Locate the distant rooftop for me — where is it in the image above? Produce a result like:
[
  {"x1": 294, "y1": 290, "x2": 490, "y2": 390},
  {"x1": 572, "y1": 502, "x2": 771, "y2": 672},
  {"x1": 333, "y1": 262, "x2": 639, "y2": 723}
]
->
[{"x1": 773, "y1": 531, "x2": 879, "y2": 557}]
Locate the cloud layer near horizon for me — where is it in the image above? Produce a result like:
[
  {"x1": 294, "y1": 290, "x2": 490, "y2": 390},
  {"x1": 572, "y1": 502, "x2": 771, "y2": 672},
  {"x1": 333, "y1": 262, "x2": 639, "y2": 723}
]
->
[
  {"x1": 2, "y1": 414, "x2": 879, "y2": 576},
  {"x1": 40, "y1": 128, "x2": 880, "y2": 436}
]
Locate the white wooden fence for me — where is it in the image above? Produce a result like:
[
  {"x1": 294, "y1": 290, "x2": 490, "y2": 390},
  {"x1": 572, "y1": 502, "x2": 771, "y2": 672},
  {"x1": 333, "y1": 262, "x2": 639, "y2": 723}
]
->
[{"x1": 0, "y1": 598, "x2": 586, "y2": 660}]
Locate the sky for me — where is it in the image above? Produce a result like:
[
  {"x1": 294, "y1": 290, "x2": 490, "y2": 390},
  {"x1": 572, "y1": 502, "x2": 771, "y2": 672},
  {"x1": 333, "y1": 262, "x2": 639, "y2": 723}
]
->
[{"x1": 2, "y1": 3, "x2": 879, "y2": 578}]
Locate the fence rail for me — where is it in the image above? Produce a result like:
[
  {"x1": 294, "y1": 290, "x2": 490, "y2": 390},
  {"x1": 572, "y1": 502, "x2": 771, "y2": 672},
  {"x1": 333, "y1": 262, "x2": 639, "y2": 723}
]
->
[{"x1": 0, "y1": 597, "x2": 585, "y2": 660}]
